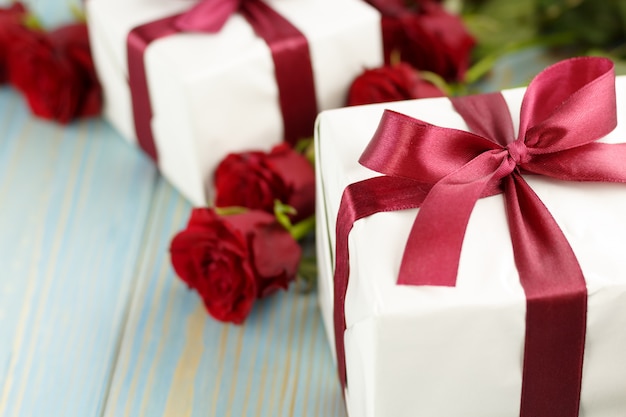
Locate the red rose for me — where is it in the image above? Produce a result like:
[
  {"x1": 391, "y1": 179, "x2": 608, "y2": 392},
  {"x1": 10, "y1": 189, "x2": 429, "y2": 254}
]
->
[
  {"x1": 347, "y1": 63, "x2": 445, "y2": 106},
  {"x1": 372, "y1": 0, "x2": 476, "y2": 82},
  {"x1": 170, "y1": 208, "x2": 302, "y2": 323},
  {"x1": 214, "y1": 144, "x2": 315, "y2": 222},
  {"x1": 0, "y1": 2, "x2": 28, "y2": 83},
  {"x1": 7, "y1": 22, "x2": 102, "y2": 123}
]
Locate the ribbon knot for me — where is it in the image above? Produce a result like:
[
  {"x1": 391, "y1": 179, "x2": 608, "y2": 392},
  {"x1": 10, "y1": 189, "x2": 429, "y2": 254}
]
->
[{"x1": 506, "y1": 139, "x2": 530, "y2": 165}]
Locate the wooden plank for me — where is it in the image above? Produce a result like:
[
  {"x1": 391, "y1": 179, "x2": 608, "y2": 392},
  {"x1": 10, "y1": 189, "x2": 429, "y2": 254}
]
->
[
  {"x1": 0, "y1": 88, "x2": 159, "y2": 417},
  {"x1": 0, "y1": 0, "x2": 76, "y2": 27},
  {"x1": 103, "y1": 179, "x2": 346, "y2": 417}
]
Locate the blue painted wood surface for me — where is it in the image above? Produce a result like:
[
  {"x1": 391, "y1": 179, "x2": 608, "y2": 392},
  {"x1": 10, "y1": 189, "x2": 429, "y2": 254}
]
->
[
  {"x1": 0, "y1": 1, "x2": 345, "y2": 416},
  {"x1": 0, "y1": 86, "x2": 344, "y2": 416},
  {"x1": 0, "y1": 86, "x2": 159, "y2": 416}
]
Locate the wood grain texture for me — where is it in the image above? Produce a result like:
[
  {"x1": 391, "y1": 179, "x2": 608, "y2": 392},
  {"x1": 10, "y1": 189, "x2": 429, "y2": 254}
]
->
[
  {"x1": 102, "y1": 179, "x2": 346, "y2": 417},
  {"x1": 0, "y1": 3, "x2": 347, "y2": 415},
  {"x1": 0, "y1": 88, "x2": 158, "y2": 417}
]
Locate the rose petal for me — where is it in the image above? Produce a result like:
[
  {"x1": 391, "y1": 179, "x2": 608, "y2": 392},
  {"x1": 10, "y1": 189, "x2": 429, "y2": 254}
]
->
[
  {"x1": 252, "y1": 221, "x2": 302, "y2": 297},
  {"x1": 347, "y1": 63, "x2": 445, "y2": 106},
  {"x1": 214, "y1": 152, "x2": 288, "y2": 212},
  {"x1": 266, "y1": 144, "x2": 316, "y2": 222}
]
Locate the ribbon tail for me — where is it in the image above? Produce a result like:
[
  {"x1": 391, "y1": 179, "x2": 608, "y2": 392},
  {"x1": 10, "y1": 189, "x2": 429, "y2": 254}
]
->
[
  {"x1": 334, "y1": 176, "x2": 430, "y2": 390},
  {"x1": 397, "y1": 150, "x2": 509, "y2": 286},
  {"x1": 504, "y1": 173, "x2": 587, "y2": 417},
  {"x1": 242, "y1": 0, "x2": 318, "y2": 145}
]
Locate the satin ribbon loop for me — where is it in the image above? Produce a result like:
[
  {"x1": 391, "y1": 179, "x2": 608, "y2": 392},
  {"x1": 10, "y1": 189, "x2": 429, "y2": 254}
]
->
[
  {"x1": 359, "y1": 110, "x2": 502, "y2": 185},
  {"x1": 518, "y1": 57, "x2": 617, "y2": 151}
]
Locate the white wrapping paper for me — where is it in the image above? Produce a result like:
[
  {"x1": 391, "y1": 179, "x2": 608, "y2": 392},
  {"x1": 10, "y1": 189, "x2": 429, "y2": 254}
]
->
[
  {"x1": 315, "y1": 77, "x2": 626, "y2": 417},
  {"x1": 87, "y1": 0, "x2": 383, "y2": 205}
]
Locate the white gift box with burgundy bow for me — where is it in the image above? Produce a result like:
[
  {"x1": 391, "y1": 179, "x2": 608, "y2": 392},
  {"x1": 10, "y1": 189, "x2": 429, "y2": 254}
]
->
[
  {"x1": 315, "y1": 67, "x2": 626, "y2": 417},
  {"x1": 87, "y1": 0, "x2": 382, "y2": 205}
]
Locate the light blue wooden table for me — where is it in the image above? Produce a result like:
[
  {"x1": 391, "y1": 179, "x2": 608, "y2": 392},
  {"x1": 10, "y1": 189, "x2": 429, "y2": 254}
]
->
[
  {"x1": 0, "y1": 1, "x2": 560, "y2": 416},
  {"x1": 0, "y1": 2, "x2": 345, "y2": 416}
]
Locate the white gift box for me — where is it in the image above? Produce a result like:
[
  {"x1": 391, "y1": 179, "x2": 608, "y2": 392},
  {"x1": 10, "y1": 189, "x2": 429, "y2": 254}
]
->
[
  {"x1": 86, "y1": 0, "x2": 382, "y2": 205},
  {"x1": 315, "y1": 76, "x2": 626, "y2": 417}
]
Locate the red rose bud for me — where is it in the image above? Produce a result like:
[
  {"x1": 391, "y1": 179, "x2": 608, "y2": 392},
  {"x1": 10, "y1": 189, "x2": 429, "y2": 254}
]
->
[
  {"x1": 7, "y1": 22, "x2": 102, "y2": 123},
  {"x1": 0, "y1": 2, "x2": 29, "y2": 83},
  {"x1": 347, "y1": 63, "x2": 445, "y2": 106},
  {"x1": 170, "y1": 208, "x2": 302, "y2": 324},
  {"x1": 377, "y1": 0, "x2": 475, "y2": 82},
  {"x1": 214, "y1": 144, "x2": 315, "y2": 222}
]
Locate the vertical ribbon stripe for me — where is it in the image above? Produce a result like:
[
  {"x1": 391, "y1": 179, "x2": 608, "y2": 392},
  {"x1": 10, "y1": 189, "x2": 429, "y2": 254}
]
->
[
  {"x1": 127, "y1": 15, "x2": 179, "y2": 162},
  {"x1": 241, "y1": 0, "x2": 318, "y2": 145},
  {"x1": 503, "y1": 174, "x2": 587, "y2": 417}
]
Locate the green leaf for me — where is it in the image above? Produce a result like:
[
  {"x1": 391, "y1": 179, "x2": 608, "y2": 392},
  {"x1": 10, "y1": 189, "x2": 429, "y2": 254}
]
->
[
  {"x1": 294, "y1": 137, "x2": 313, "y2": 154},
  {"x1": 273, "y1": 200, "x2": 315, "y2": 241},
  {"x1": 214, "y1": 206, "x2": 249, "y2": 216},
  {"x1": 418, "y1": 70, "x2": 454, "y2": 96},
  {"x1": 294, "y1": 137, "x2": 316, "y2": 166},
  {"x1": 295, "y1": 256, "x2": 318, "y2": 294},
  {"x1": 289, "y1": 215, "x2": 315, "y2": 242},
  {"x1": 273, "y1": 199, "x2": 296, "y2": 232},
  {"x1": 23, "y1": 14, "x2": 42, "y2": 30}
]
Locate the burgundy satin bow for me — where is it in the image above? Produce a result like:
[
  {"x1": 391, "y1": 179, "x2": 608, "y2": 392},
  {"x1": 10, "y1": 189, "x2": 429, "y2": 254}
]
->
[
  {"x1": 333, "y1": 57, "x2": 626, "y2": 416},
  {"x1": 127, "y1": 0, "x2": 317, "y2": 162}
]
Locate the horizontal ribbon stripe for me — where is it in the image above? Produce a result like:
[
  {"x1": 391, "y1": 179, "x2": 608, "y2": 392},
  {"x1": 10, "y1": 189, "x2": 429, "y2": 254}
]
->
[{"x1": 333, "y1": 57, "x2": 626, "y2": 416}]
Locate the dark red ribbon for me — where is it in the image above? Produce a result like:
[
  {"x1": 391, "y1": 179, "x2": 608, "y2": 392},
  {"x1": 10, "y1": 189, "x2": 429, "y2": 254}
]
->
[
  {"x1": 127, "y1": 0, "x2": 318, "y2": 162},
  {"x1": 333, "y1": 57, "x2": 626, "y2": 416}
]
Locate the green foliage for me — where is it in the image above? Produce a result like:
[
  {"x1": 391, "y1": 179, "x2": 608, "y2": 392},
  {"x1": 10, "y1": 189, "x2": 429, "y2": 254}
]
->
[
  {"x1": 463, "y1": 0, "x2": 540, "y2": 59},
  {"x1": 273, "y1": 200, "x2": 315, "y2": 242},
  {"x1": 295, "y1": 256, "x2": 318, "y2": 293},
  {"x1": 214, "y1": 206, "x2": 249, "y2": 216},
  {"x1": 461, "y1": 0, "x2": 626, "y2": 78},
  {"x1": 536, "y1": 0, "x2": 626, "y2": 49}
]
